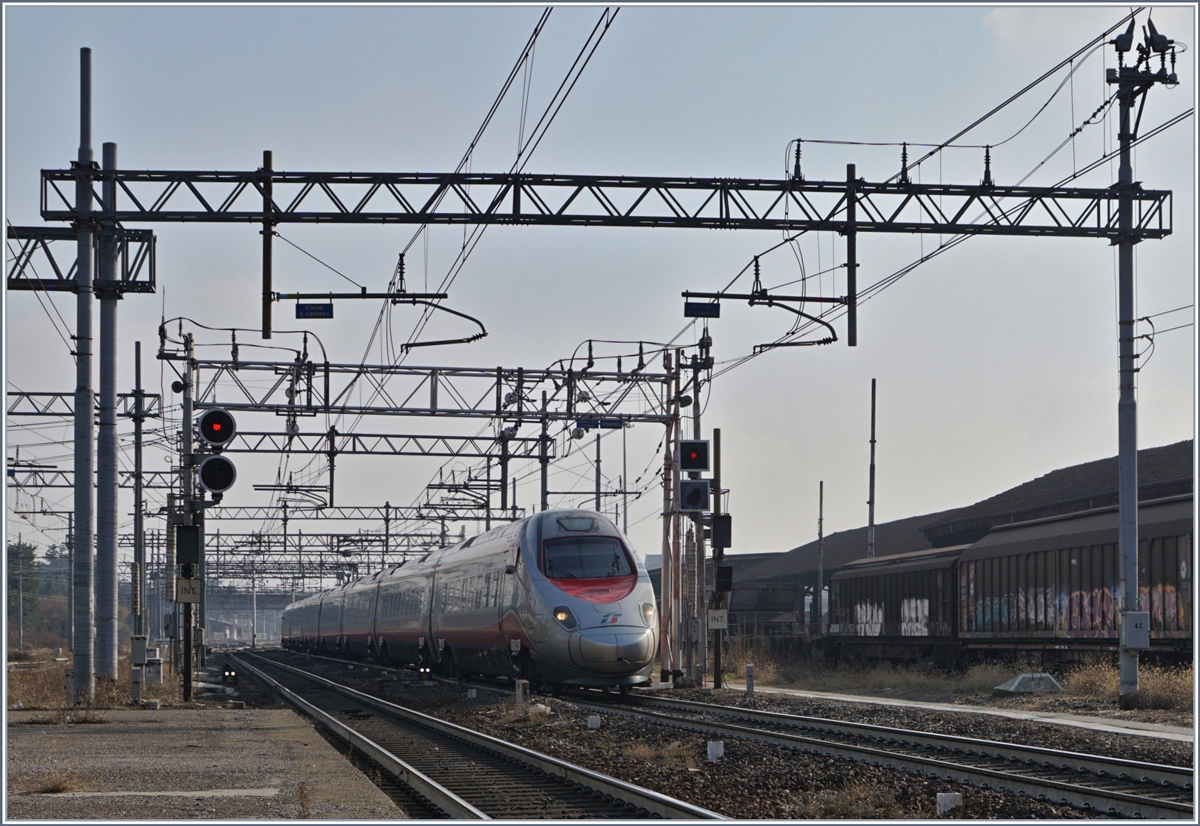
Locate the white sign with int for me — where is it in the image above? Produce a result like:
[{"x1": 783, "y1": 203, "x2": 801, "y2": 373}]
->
[{"x1": 175, "y1": 578, "x2": 203, "y2": 603}]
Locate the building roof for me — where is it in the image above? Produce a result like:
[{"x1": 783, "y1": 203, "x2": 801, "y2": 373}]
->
[
  {"x1": 737, "y1": 507, "x2": 959, "y2": 583},
  {"x1": 920, "y1": 440, "x2": 1193, "y2": 546},
  {"x1": 738, "y1": 440, "x2": 1193, "y2": 584}
]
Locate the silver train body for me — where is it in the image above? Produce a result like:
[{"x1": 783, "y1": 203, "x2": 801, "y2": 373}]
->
[{"x1": 281, "y1": 509, "x2": 659, "y2": 688}]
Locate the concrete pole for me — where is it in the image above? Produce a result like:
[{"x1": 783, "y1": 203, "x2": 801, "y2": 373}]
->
[
  {"x1": 384, "y1": 502, "x2": 390, "y2": 569},
  {"x1": 659, "y1": 352, "x2": 674, "y2": 681},
  {"x1": 181, "y1": 335, "x2": 195, "y2": 702},
  {"x1": 1116, "y1": 66, "x2": 1139, "y2": 697},
  {"x1": 251, "y1": 565, "x2": 257, "y2": 650},
  {"x1": 133, "y1": 341, "x2": 145, "y2": 636},
  {"x1": 671, "y1": 350, "x2": 684, "y2": 681},
  {"x1": 262, "y1": 150, "x2": 273, "y2": 339},
  {"x1": 817, "y1": 481, "x2": 825, "y2": 633},
  {"x1": 66, "y1": 513, "x2": 74, "y2": 651},
  {"x1": 16, "y1": 539, "x2": 24, "y2": 650},
  {"x1": 96, "y1": 140, "x2": 119, "y2": 681},
  {"x1": 712, "y1": 427, "x2": 723, "y2": 689},
  {"x1": 539, "y1": 391, "x2": 549, "y2": 511},
  {"x1": 72, "y1": 46, "x2": 96, "y2": 704},
  {"x1": 846, "y1": 163, "x2": 858, "y2": 347},
  {"x1": 594, "y1": 433, "x2": 601, "y2": 512},
  {"x1": 867, "y1": 378, "x2": 876, "y2": 558},
  {"x1": 165, "y1": 493, "x2": 176, "y2": 669},
  {"x1": 690, "y1": 355, "x2": 705, "y2": 686},
  {"x1": 622, "y1": 424, "x2": 628, "y2": 535}
]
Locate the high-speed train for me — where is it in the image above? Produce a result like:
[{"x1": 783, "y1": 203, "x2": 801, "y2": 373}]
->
[{"x1": 281, "y1": 509, "x2": 659, "y2": 690}]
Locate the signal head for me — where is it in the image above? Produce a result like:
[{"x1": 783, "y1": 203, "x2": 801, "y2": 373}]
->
[
  {"x1": 679, "y1": 479, "x2": 711, "y2": 512},
  {"x1": 679, "y1": 439, "x2": 710, "y2": 473},
  {"x1": 197, "y1": 408, "x2": 236, "y2": 448},
  {"x1": 197, "y1": 454, "x2": 237, "y2": 494}
]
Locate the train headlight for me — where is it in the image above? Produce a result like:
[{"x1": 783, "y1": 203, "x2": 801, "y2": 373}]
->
[
  {"x1": 641, "y1": 603, "x2": 656, "y2": 627},
  {"x1": 553, "y1": 606, "x2": 578, "y2": 629}
]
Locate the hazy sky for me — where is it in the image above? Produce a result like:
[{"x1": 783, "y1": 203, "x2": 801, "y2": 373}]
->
[{"x1": 4, "y1": 4, "x2": 1196, "y2": 579}]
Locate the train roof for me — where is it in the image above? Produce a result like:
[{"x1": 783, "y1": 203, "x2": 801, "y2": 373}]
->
[
  {"x1": 830, "y1": 544, "x2": 969, "y2": 580},
  {"x1": 960, "y1": 494, "x2": 1193, "y2": 561}
]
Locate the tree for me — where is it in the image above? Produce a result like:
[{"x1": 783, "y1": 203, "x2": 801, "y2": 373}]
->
[{"x1": 7, "y1": 541, "x2": 42, "y2": 646}]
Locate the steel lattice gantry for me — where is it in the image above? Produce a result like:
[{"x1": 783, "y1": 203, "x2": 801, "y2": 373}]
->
[
  {"x1": 40, "y1": 169, "x2": 1171, "y2": 237},
  {"x1": 188, "y1": 358, "x2": 674, "y2": 423},
  {"x1": 6, "y1": 391, "x2": 162, "y2": 418},
  {"x1": 202, "y1": 504, "x2": 523, "y2": 523}
]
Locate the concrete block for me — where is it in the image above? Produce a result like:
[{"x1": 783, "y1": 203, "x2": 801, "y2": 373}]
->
[
  {"x1": 587, "y1": 715, "x2": 601, "y2": 730},
  {"x1": 707, "y1": 740, "x2": 724, "y2": 760},
  {"x1": 937, "y1": 792, "x2": 962, "y2": 814}
]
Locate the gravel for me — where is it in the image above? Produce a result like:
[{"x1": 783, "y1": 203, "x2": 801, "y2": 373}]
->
[{"x1": 268, "y1": 653, "x2": 1193, "y2": 819}]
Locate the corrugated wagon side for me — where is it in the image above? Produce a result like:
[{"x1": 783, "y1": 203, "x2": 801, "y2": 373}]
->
[
  {"x1": 827, "y1": 545, "x2": 966, "y2": 664},
  {"x1": 958, "y1": 495, "x2": 1192, "y2": 661}
]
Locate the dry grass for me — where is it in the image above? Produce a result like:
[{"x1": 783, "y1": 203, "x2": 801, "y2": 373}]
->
[
  {"x1": 621, "y1": 740, "x2": 697, "y2": 769},
  {"x1": 771, "y1": 659, "x2": 1010, "y2": 698},
  {"x1": 1062, "y1": 658, "x2": 1192, "y2": 709},
  {"x1": 496, "y1": 702, "x2": 553, "y2": 725},
  {"x1": 6, "y1": 662, "x2": 69, "y2": 708},
  {"x1": 7, "y1": 655, "x2": 182, "y2": 710},
  {"x1": 21, "y1": 708, "x2": 110, "y2": 725},
  {"x1": 296, "y1": 781, "x2": 311, "y2": 818},
  {"x1": 30, "y1": 769, "x2": 80, "y2": 795},
  {"x1": 800, "y1": 780, "x2": 902, "y2": 818},
  {"x1": 721, "y1": 638, "x2": 778, "y2": 684}
]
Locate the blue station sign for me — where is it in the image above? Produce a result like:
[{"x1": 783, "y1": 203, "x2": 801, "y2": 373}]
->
[{"x1": 296, "y1": 303, "x2": 334, "y2": 319}]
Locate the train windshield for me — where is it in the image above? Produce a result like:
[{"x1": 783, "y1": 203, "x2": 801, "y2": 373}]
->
[
  {"x1": 543, "y1": 537, "x2": 632, "y2": 579},
  {"x1": 542, "y1": 536, "x2": 637, "y2": 602}
]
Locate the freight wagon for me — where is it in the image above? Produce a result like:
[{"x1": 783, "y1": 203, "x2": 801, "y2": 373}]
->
[
  {"x1": 824, "y1": 495, "x2": 1192, "y2": 664},
  {"x1": 826, "y1": 545, "x2": 966, "y2": 664},
  {"x1": 958, "y1": 494, "x2": 1192, "y2": 660}
]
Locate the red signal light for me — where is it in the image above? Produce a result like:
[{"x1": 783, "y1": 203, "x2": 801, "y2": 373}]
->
[
  {"x1": 679, "y1": 440, "x2": 709, "y2": 472},
  {"x1": 213, "y1": 423, "x2": 222, "y2": 431}
]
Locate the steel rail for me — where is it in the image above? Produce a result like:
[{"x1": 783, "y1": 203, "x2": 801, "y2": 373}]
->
[
  {"x1": 240, "y1": 652, "x2": 725, "y2": 820},
  {"x1": 619, "y1": 693, "x2": 1193, "y2": 789},
  {"x1": 569, "y1": 697, "x2": 1191, "y2": 819},
  {"x1": 229, "y1": 653, "x2": 489, "y2": 818}
]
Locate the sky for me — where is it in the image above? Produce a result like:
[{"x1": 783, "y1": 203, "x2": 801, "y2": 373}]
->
[{"x1": 3, "y1": 3, "x2": 1196, "y2": 588}]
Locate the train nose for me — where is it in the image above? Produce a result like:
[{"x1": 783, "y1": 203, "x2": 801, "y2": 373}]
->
[{"x1": 568, "y1": 627, "x2": 655, "y2": 672}]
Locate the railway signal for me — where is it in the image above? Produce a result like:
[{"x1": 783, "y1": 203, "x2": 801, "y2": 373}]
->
[
  {"x1": 679, "y1": 479, "x2": 710, "y2": 512},
  {"x1": 679, "y1": 440, "x2": 710, "y2": 473},
  {"x1": 197, "y1": 408, "x2": 236, "y2": 448},
  {"x1": 196, "y1": 455, "x2": 237, "y2": 495},
  {"x1": 195, "y1": 408, "x2": 237, "y2": 496}
]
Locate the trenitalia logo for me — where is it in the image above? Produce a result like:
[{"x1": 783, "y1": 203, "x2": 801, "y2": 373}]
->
[{"x1": 599, "y1": 614, "x2": 621, "y2": 624}]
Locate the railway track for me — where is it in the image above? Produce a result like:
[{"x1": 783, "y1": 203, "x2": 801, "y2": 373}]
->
[
  {"x1": 568, "y1": 691, "x2": 1193, "y2": 819},
  {"x1": 231, "y1": 652, "x2": 723, "y2": 820}
]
